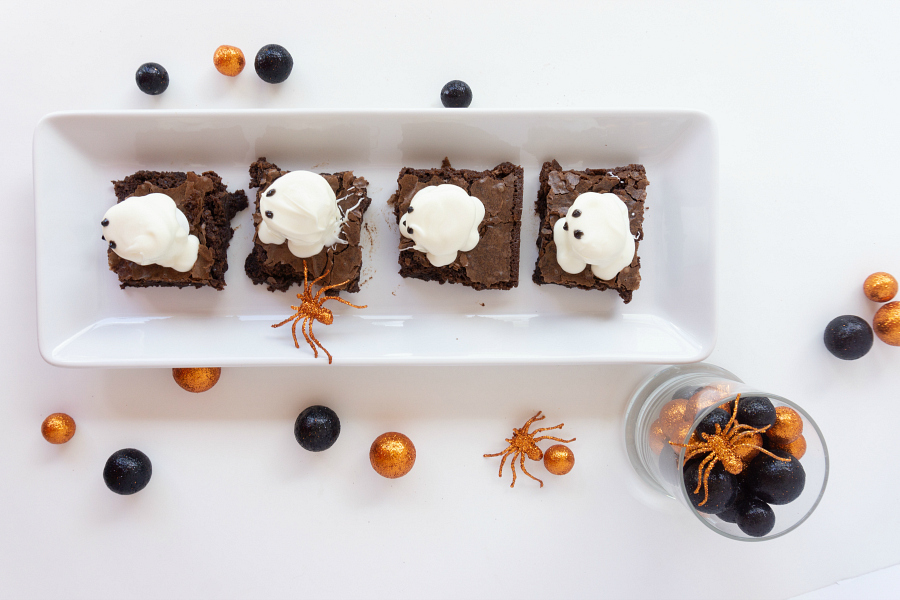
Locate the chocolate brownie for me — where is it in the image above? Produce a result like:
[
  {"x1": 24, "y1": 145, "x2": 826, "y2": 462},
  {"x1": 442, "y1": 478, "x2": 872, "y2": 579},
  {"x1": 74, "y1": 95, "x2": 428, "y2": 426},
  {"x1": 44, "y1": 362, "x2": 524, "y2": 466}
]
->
[
  {"x1": 244, "y1": 158, "x2": 371, "y2": 294},
  {"x1": 108, "y1": 170, "x2": 248, "y2": 290},
  {"x1": 533, "y1": 160, "x2": 647, "y2": 303},
  {"x1": 388, "y1": 158, "x2": 523, "y2": 291}
]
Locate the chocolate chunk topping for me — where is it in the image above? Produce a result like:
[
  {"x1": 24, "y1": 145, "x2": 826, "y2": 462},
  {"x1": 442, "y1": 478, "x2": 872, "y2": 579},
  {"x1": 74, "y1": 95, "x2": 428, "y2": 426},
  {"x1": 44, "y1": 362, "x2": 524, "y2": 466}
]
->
[
  {"x1": 101, "y1": 218, "x2": 109, "y2": 226},
  {"x1": 572, "y1": 209, "x2": 581, "y2": 218}
]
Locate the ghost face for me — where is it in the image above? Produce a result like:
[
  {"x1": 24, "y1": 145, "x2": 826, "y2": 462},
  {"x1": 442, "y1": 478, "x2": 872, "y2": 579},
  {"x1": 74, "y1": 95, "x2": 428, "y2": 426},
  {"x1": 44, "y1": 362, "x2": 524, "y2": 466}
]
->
[
  {"x1": 552, "y1": 192, "x2": 635, "y2": 281},
  {"x1": 399, "y1": 184, "x2": 485, "y2": 267},
  {"x1": 257, "y1": 170, "x2": 343, "y2": 258},
  {"x1": 102, "y1": 193, "x2": 200, "y2": 272}
]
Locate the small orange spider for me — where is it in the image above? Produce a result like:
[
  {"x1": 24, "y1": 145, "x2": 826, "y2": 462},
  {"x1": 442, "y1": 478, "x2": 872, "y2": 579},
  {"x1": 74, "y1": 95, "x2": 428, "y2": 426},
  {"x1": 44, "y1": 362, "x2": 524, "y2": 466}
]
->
[
  {"x1": 271, "y1": 260, "x2": 366, "y2": 364},
  {"x1": 670, "y1": 394, "x2": 790, "y2": 506},
  {"x1": 484, "y1": 411, "x2": 575, "y2": 488}
]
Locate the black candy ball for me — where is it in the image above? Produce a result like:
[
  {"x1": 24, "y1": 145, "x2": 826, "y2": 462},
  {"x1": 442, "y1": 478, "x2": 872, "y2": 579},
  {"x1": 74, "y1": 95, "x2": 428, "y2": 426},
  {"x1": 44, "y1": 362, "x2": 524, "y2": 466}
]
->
[
  {"x1": 103, "y1": 448, "x2": 152, "y2": 495},
  {"x1": 824, "y1": 315, "x2": 873, "y2": 360},
  {"x1": 683, "y1": 458, "x2": 738, "y2": 514},
  {"x1": 294, "y1": 405, "x2": 340, "y2": 452},
  {"x1": 657, "y1": 444, "x2": 680, "y2": 487},
  {"x1": 440, "y1": 80, "x2": 473, "y2": 108},
  {"x1": 735, "y1": 396, "x2": 776, "y2": 429},
  {"x1": 716, "y1": 486, "x2": 747, "y2": 523},
  {"x1": 255, "y1": 44, "x2": 293, "y2": 84},
  {"x1": 735, "y1": 498, "x2": 776, "y2": 537},
  {"x1": 695, "y1": 408, "x2": 731, "y2": 437},
  {"x1": 745, "y1": 448, "x2": 806, "y2": 505},
  {"x1": 135, "y1": 62, "x2": 169, "y2": 95}
]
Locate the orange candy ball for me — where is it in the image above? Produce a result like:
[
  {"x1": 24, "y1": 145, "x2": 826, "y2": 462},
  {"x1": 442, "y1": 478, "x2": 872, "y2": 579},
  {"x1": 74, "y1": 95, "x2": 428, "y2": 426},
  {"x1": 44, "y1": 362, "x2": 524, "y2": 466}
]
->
[
  {"x1": 684, "y1": 386, "x2": 727, "y2": 422},
  {"x1": 370, "y1": 432, "x2": 416, "y2": 478},
  {"x1": 864, "y1": 272, "x2": 898, "y2": 303},
  {"x1": 543, "y1": 444, "x2": 575, "y2": 475},
  {"x1": 771, "y1": 434, "x2": 807, "y2": 460},
  {"x1": 734, "y1": 432, "x2": 763, "y2": 464},
  {"x1": 648, "y1": 419, "x2": 666, "y2": 455},
  {"x1": 658, "y1": 399, "x2": 687, "y2": 439},
  {"x1": 172, "y1": 367, "x2": 221, "y2": 393},
  {"x1": 41, "y1": 413, "x2": 76, "y2": 444},
  {"x1": 766, "y1": 406, "x2": 804, "y2": 444},
  {"x1": 874, "y1": 301, "x2": 900, "y2": 346},
  {"x1": 213, "y1": 45, "x2": 246, "y2": 77}
]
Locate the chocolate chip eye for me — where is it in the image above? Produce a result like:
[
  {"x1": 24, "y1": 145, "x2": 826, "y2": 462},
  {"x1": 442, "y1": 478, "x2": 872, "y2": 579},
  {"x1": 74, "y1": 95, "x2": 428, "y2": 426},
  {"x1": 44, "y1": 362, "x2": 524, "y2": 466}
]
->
[
  {"x1": 563, "y1": 222, "x2": 569, "y2": 231},
  {"x1": 265, "y1": 211, "x2": 274, "y2": 219},
  {"x1": 101, "y1": 218, "x2": 109, "y2": 227},
  {"x1": 101, "y1": 235, "x2": 105, "y2": 241},
  {"x1": 266, "y1": 188, "x2": 276, "y2": 197},
  {"x1": 109, "y1": 241, "x2": 117, "y2": 249},
  {"x1": 407, "y1": 206, "x2": 414, "y2": 213},
  {"x1": 574, "y1": 230, "x2": 584, "y2": 239},
  {"x1": 407, "y1": 227, "x2": 414, "y2": 235},
  {"x1": 572, "y1": 209, "x2": 581, "y2": 218}
]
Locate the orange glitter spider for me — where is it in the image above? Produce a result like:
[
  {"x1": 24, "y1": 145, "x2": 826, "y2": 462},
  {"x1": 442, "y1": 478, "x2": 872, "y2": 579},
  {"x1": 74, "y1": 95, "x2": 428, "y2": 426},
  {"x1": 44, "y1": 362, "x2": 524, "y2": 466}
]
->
[
  {"x1": 670, "y1": 394, "x2": 790, "y2": 506},
  {"x1": 484, "y1": 411, "x2": 575, "y2": 488},
  {"x1": 271, "y1": 260, "x2": 366, "y2": 364}
]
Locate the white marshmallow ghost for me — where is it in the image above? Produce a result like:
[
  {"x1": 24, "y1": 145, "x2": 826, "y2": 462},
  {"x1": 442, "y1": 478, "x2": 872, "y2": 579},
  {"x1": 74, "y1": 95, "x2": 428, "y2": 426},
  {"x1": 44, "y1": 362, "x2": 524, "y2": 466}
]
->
[
  {"x1": 553, "y1": 192, "x2": 635, "y2": 280},
  {"x1": 399, "y1": 184, "x2": 485, "y2": 267},
  {"x1": 257, "y1": 171, "x2": 346, "y2": 258},
  {"x1": 102, "y1": 193, "x2": 200, "y2": 272}
]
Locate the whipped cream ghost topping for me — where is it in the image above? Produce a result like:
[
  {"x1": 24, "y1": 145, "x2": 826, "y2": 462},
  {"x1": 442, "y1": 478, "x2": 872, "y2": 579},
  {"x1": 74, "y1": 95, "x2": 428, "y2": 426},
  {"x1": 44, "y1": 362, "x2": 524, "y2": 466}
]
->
[
  {"x1": 399, "y1": 184, "x2": 486, "y2": 267},
  {"x1": 258, "y1": 170, "x2": 353, "y2": 258},
  {"x1": 101, "y1": 193, "x2": 200, "y2": 272},
  {"x1": 553, "y1": 192, "x2": 635, "y2": 280}
]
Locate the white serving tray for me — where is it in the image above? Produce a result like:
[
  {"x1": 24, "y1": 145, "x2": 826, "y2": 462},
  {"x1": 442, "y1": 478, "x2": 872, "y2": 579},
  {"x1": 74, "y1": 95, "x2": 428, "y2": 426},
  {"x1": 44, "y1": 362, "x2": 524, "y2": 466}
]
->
[{"x1": 33, "y1": 109, "x2": 717, "y2": 367}]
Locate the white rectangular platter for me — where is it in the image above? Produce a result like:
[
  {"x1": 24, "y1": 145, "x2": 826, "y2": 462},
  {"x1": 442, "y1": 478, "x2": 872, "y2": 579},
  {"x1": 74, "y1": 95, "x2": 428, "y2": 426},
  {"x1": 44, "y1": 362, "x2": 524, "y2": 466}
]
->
[{"x1": 33, "y1": 109, "x2": 717, "y2": 367}]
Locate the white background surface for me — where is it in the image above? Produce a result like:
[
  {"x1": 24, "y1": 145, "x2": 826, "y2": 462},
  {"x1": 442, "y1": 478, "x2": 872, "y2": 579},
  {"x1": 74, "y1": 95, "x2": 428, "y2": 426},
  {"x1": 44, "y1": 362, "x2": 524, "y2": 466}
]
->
[{"x1": 2, "y1": 2, "x2": 899, "y2": 599}]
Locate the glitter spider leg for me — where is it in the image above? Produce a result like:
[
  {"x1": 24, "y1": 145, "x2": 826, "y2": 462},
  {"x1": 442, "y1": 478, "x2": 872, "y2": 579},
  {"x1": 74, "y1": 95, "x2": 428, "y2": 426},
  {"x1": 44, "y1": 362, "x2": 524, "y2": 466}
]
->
[
  {"x1": 520, "y1": 411, "x2": 546, "y2": 433},
  {"x1": 532, "y1": 435, "x2": 577, "y2": 444},
  {"x1": 315, "y1": 278, "x2": 355, "y2": 300},
  {"x1": 484, "y1": 440, "x2": 513, "y2": 458},
  {"x1": 305, "y1": 317, "x2": 334, "y2": 364},
  {"x1": 518, "y1": 452, "x2": 544, "y2": 488},
  {"x1": 296, "y1": 317, "x2": 314, "y2": 358},
  {"x1": 529, "y1": 423, "x2": 565, "y2": 435},
  {"x1": 696, "y1": 454, "x2": 721, "y2": 506},
  {"x1": 508, "y1": 450, "x2": 519, "y2": 488},
  {"x1": 308, "y1": 264, "x2": 331, "y2": 289},
  {"x1": 292, "y1": 315, "x2": 303, "y2": 349},
  {"x1": 494, "y1": 448, "x2": 515, "y2": 481},
  {"x1": 730, "y1": 437, "x2": 791, "y2": 463},
  {"x1": 322, "y1": 295, "x2": 368, "y2": 310}
]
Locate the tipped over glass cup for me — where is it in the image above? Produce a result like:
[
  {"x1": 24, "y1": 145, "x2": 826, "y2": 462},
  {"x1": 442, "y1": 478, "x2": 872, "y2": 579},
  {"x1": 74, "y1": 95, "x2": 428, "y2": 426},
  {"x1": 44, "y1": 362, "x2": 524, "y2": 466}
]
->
[{"x1": 624, "y1": 364, "x2": 828, "y2": 541}]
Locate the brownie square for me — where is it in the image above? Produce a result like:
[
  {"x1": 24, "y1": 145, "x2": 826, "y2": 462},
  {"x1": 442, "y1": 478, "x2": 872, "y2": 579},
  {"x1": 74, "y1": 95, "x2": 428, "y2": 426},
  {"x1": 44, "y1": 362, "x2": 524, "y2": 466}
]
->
[
  {"x1": 388, "y1": 158, "x2": 523, "y2": 291},
  {"x1": 108, "y1": 170, "x2": 248, "y2": 290},
  {"x1": 244, "y1": 158, "x2": 371, "y2": 294},
  {"x1": 532, "y1": 160, "x2": 647, "y2": 303}
]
